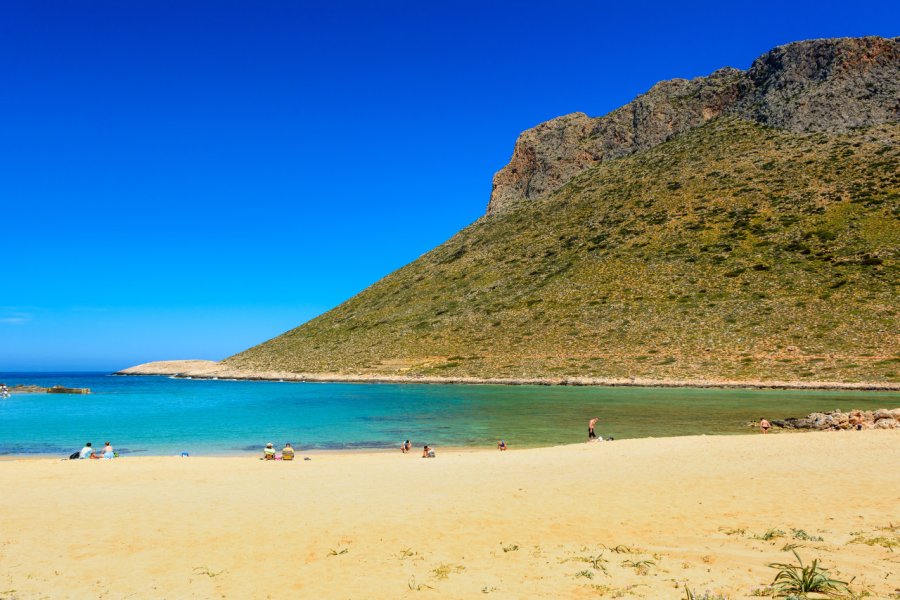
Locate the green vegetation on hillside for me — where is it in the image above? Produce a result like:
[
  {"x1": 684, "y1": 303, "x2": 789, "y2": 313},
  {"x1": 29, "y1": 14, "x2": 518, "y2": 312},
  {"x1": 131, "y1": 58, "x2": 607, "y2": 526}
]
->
[{"x1": 226, "y1": 118, "x2": 899, "y2": 382}]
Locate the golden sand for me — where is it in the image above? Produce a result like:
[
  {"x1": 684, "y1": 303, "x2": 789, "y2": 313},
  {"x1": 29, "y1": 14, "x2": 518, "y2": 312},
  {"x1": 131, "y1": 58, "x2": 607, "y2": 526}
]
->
[{"x1": 1, "y1": 431, "x2": 898, "y2": 599}]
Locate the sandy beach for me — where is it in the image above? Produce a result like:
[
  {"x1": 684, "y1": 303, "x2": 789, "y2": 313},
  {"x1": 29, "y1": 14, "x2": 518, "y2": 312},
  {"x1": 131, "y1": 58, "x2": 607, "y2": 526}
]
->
[{"x1": 1, "y1": 431, "x2": 898, "y2": 599}]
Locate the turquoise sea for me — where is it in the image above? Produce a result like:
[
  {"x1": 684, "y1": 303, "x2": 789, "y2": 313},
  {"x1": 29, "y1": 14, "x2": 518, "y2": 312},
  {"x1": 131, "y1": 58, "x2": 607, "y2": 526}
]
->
[{"x1": 1, "y1": 372, "x2": 897, "y2": 457}]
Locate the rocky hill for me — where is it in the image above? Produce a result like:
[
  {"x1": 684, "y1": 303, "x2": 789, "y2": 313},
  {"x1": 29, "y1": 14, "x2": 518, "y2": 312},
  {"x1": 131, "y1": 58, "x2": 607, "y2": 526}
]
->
[
  {"x1": 221, "y1": 37, "x2": 899, "y2": 385},
  {"x1": 489, "y1": 36, "x2": 898, "y2": 213}
]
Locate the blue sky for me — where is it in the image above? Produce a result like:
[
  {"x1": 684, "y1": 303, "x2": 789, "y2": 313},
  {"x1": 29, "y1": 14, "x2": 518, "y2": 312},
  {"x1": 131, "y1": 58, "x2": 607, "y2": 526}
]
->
[{"x1": 2, "y1": 1, "x2": 897, "y2": 371}]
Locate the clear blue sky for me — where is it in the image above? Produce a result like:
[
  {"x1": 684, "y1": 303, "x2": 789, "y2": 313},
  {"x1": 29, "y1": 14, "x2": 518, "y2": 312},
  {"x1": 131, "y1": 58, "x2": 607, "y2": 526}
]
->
[{"x1": 2, "y1": 0, "x2": 897, "y2": 371}]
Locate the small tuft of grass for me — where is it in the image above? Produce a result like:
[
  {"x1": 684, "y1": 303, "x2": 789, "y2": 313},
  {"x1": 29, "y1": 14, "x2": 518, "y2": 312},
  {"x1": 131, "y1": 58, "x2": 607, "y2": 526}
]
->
[
  {"x1": 791, "y1": 529, "x2": 824, "y2": 542},
  {"x1": 587, "y1": 554, "x2": 608, "y2": 571},
  {"x1": 849, "y1": 534, "x2": 899, "y2": 551},
  {"x1": 407, "y1": 575, "x2": 434, "y2": 591},
  {"x1": 754, "y1": 528, "x2": 786, "y2": 541},
  {"x1": 327, "y1": 547, "x2": 349, "y2": 556},
  {"x1": 622, "y1": 559, "x2": 655, "y2": 575},
  {"x1": 501, "y1": 544, "x2": 519, "y2": 553},
  {"x1": 432, "y1": 563, "x2": 465, "y2": 580}
]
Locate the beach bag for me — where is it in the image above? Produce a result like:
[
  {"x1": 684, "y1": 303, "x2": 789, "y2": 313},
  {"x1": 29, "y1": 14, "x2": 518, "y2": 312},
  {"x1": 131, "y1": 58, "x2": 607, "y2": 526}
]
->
[{"x1": 69, "y1": 451, "x2": 80, "y2": 459}]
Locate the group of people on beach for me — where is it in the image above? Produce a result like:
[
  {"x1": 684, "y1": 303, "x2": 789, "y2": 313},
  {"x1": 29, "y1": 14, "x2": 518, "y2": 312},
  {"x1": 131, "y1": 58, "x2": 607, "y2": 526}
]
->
[
  {"x1": 396, "y1": 417, "x2": 610, "y2": 457},
  {"x1": 400, "y1": 440, "x2": 436, "y2": 457},
  {"x1": 81, "y1": 417, "x2": 611, "y2": 462},
  {"x1": 73, "y1": 441, "x2": 116, "y2": 459},
  {"x1": 261, "y1": 442, "x2": 295, "y2": 460}
]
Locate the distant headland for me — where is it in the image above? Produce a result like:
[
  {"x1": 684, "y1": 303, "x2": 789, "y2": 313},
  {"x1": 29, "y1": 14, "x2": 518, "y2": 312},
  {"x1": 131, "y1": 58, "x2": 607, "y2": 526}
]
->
[{"x1": 116, "y1": 360, "x2": 900, "y2": 391}]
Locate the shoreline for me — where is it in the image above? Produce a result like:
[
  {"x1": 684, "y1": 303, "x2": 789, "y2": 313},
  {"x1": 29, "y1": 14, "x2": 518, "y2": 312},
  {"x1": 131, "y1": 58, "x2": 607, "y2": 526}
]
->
[
  {"x1": 3, "y1": 425, "x2": 890, "y2": 460},
  {"x1": 114, "y1": 360, "x2": 900, "y2": 391},
  {"x1": 0, "y1": 444, "x2": 508, "y2": 460}
]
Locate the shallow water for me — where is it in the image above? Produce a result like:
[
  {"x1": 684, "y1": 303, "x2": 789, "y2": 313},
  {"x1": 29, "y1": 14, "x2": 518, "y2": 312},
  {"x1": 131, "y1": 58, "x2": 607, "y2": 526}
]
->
[{"x1": 0, "y1": 372, "x2": 896, "y2": 456}]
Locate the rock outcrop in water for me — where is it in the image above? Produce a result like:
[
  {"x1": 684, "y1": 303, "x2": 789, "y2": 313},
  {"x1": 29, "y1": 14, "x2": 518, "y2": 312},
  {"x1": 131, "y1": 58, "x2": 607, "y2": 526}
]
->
[
  {"x1": 0, "y1": 384, "x2": 91, "y2": 394},
  {"x1": 770, "y1": 408, "x2": 900, "y2": 430},
  {"x1": 488, "y1": 36, "x2": 899, "y2": 213}
]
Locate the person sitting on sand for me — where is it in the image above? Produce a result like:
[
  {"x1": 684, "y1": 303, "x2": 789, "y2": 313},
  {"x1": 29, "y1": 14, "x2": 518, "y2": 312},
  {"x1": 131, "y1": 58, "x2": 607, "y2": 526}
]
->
[
  {"x1": 401, "y1": 440, "x2": 411, "y2": 453},
  {"x1": 588, "y1": 417, "x2": 599, "y2": 442},
  {"x1": 282, "y1": 443, "x2": 295, "y2": 461},
  {"x1": 759, "y1": 418, "x2": 771, "y2": 434},
  {"x1": 263, "y1": 443, "x2": 276, "y2": 460},
  {"x1": 79, "y1": 442, "x2": 93, "y2": 459},
  {"x1": 422, "y1": 445, "x2": 435, "y2": 458},
  {"x1": 102, "y1": 441, "x2": 114, "y2": 458},
  {"x1": 497, "y1": 440, "x2": 507, "y2": 451}
]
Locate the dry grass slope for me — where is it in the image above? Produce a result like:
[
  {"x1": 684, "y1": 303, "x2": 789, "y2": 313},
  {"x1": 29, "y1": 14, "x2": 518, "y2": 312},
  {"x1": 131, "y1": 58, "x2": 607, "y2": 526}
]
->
[{"x1": 226, "y1": 118, "x2": 899, "y2": 383}]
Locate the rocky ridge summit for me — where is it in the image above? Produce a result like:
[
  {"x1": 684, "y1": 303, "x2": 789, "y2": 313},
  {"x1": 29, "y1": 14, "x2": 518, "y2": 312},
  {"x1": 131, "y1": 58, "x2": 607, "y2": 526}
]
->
[{"x1": 488, "y1": 36, "x2": 899, "y2": 214}]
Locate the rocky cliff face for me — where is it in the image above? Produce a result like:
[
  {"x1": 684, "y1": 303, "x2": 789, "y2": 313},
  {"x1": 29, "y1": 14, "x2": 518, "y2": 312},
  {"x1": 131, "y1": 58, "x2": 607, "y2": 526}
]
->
[{"x1": 488, "y1": 36, "x2": 899, "y2": 214}]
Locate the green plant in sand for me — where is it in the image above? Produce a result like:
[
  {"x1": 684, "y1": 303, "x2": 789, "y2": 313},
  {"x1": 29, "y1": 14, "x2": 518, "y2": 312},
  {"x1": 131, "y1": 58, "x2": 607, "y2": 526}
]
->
[
  {"x1": 755, "y1": 528, "x2": 787, "y2": 541},
  {"x1": 767, "y1": 550, "x2": 849, "y2": 598},
  {"x1": 572, "y1": 553, "x2": 610, "y2": 576},
  {"x1": 791, "y1": 529, "x2": 824, "y2": 542},
  {"x1": 621, "y1": 559, "x2": 655, "y2": 575},
  {"x1": 848, "y1": 533, "x2": 899, "y2": 550}
]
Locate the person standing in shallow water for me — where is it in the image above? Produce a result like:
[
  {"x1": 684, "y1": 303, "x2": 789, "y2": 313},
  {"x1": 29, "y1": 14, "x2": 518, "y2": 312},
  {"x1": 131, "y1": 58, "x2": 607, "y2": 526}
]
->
[
  {"x1": 588, "y1": 417, "x2": 599, "y2": 441},
  {"x1": 759, "y1": 418, "x2": 771, "y2": 434}
]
